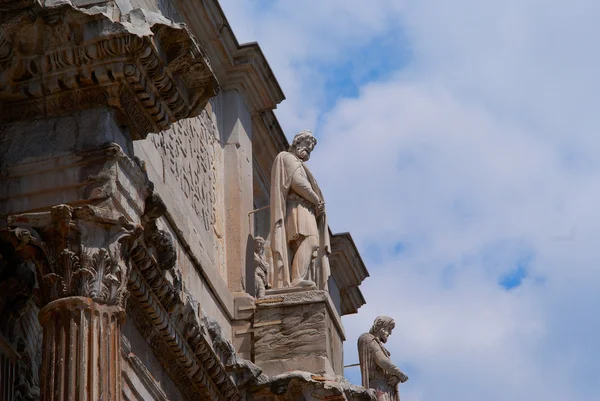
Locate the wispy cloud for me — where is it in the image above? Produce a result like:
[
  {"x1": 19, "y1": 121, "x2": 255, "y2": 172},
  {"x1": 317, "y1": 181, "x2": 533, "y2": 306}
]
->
[{"x1": 219, "y1": 1, "x2": 600, "y2": 400}]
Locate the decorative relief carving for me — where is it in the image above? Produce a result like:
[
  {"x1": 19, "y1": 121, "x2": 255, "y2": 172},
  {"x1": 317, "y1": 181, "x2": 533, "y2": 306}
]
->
[
  {"x1": 0, "y1": 4, "x2": 219, "y2": 137},
  {"x1": 3, "y1": 204, "x2": 142, "y2": 308},
  {"x1": 122, "y1": 191, "x2": 255, "y2": 400},
  {"x1": 41, "y1": 248, "x2": 129, "y2": 306},
  {"x1": 150, "y1": 110, "x2": 218, "y2": 232}
]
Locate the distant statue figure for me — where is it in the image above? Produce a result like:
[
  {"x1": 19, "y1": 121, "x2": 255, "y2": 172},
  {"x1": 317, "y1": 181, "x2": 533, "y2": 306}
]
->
[
  {"x1": 270, "y1": 130, "x2": 331, "y2": 290},
  {"x1": 253, "y1": 237, "x2": 270, "y2": 298},
  {"x1": 358, "y1": 316, "x2": 408, "y2": 401}
]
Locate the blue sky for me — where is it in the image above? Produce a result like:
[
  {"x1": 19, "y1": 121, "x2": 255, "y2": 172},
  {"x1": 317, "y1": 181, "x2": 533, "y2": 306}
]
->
[{"x1": 219, "y1": 1, "x2": 600, "y2": 400}]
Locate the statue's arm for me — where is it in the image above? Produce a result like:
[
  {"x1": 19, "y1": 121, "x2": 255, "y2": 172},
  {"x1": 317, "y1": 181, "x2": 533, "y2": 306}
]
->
[
  {"x1": 290, "y1": 169, "x2": 321, "y2": 205},
  {"x1": 371, "y1": 344, "x2": 408, "y2": 382}
]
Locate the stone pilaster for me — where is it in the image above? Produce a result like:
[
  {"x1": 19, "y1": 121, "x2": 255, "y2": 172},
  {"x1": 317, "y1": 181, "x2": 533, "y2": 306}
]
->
[{"x1": 220, "y1": 90, "x2": 254, "y2": 293}]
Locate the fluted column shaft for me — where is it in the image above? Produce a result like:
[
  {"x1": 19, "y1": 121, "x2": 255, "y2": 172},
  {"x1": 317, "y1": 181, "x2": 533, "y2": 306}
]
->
[{"x1": 38, "y1": 297, "x2": 125, "y2": 401}]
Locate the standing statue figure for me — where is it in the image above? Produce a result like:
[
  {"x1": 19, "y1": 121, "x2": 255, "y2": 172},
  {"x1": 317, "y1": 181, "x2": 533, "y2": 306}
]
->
[
  {"x1": 270, "y1": 130, "x2": 331, "y2": 290},
  {"x1": 358, "y1": 316, "x2": 409, "y2": 401},
  {"x1": 254, "y1": 237, "x2": 270, "y2": 298}
]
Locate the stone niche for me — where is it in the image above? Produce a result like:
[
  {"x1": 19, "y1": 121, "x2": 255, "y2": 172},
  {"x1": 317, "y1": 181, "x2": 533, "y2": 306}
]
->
[{"x1": 253, "y1": 289, "x2": 345, "y2": 377}]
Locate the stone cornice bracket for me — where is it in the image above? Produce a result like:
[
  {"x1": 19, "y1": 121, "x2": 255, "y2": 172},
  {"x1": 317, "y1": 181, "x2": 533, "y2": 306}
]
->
[
  {"x1": 4, "y1": 204, "x2": 142, "y2": 308},
  {"x1": 141, "y1": 190, "x2": 177, "y2": 272},
  {"x1": 0, "y1": 2, "x2": 219, "y2": 138},
  {"x1": 122, "y1": 190, "x2": 243, "y2": 400}
]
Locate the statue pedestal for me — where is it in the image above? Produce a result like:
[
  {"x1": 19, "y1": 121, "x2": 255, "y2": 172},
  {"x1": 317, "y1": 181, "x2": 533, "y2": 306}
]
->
[{"x1": 253, "y1": 289, "x2": 345, "y2": 377}]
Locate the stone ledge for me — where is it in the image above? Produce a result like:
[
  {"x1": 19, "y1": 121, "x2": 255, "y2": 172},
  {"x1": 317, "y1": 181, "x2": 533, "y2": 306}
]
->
[{"x1": 250, "y1": 371, "x2": 376, "y2": 401}]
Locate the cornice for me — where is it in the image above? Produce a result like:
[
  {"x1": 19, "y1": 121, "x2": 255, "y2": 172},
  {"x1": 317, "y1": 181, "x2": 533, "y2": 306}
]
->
[
  {"x1": 330, "y1": 232, "x2": 369, "y2": 315},
  {"x1": 172, "y1": 0, "x2": 285, "y2": 115},
  {"x1": 128, "y1": 231, "x2": 242, "y2": 400},
  {"x1": 0, "y1": 3, "x2": 219, "y2": 138},
  {"x1": 125, "y1": 192, "x2": 263, "y2": 400}
]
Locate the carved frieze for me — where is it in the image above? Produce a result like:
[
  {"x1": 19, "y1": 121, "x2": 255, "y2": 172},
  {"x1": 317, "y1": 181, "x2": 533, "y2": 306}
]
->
[
  {"x1": 0, "y1": 3, "x2": 219, "y2": 138},
  {"x1": 150, "y1": 110, "x2": 218, "y2": 232}
]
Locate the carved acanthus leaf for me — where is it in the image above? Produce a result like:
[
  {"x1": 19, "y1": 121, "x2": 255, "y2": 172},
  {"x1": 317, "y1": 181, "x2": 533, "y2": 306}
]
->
[
  {"x1": 78, "y1": 249, "x2": 126, "y2": 305},
  {"x1": 5, "y1": 205, "x2": 141, "y2": 307},
  {"x1": 38, "y1": 248, "x2": 128, "y2": 306}
]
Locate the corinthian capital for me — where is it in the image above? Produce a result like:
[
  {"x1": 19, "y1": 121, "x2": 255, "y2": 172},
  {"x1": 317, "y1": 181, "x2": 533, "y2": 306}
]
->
[{"x1": 3, "y1": 204, "x2": 142, "y2": 307}]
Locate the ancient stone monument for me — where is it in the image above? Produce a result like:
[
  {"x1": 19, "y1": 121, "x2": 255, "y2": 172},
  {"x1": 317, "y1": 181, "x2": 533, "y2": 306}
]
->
[
  {"x1": 270, "y1": 130, "x2": 330, "y2": 290},
  {"x1": 0, "y1": 1, "x2": 378, "y2": 400},
  {"x1": 358, "y1": 316, "x2": 409, "y2": 401}
]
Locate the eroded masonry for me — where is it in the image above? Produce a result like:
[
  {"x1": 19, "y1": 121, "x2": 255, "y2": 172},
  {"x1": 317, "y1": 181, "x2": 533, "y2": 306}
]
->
[{"x1": 0, "y1": 1, "x2": 407, "y2": 400}]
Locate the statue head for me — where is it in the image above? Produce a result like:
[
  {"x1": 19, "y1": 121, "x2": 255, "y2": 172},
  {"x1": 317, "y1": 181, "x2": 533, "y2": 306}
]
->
[
  {"x1": 369, "y1": 315, "x2": 395, "y2": 343},
  {"x1": 289, "y1": 130, "x2": 317, "y2": 161},
  {"x1": 254, "y1": 236, "x2": 266, "y2": 254}
]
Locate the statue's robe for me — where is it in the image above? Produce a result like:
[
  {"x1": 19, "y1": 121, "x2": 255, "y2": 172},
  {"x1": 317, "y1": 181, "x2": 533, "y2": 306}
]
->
[
  {"x1": 270, "y1": 151, "x2": 330, "y2": 289},
  {"x1": 358, "y1": 333, "x2": 405, "y2": 401},
  {"x1": 254, "y1": 251, "x2": 269, "y2": 298}
]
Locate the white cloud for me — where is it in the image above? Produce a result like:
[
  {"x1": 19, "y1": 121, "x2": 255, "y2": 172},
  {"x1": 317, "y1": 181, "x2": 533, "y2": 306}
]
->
[{"x1": 219, "y1": 1, "x2": 600, "y2": 400}]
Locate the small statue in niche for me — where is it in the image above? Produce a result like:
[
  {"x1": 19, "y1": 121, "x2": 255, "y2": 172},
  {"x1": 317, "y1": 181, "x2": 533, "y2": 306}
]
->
[
  {"x1": 253, "y1": 237, "x2": 270, "y2": 298},
  {"x1": 358, "y1": 316, "x2": 409, "y2": 401}
]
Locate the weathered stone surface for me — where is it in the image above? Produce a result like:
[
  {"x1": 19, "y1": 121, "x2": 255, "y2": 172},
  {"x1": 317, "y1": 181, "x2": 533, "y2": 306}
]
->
[
  {"x1": 251, "y1": 371, "x2": 376, "y2": 401},
  {"x1": 4, "y1": 204, "x2": 141, "y2": 307},
  {"x1": 0, "y1": 204, "x2": 141, "y2": 401},
  {"x1": 220, "y1": 89, "x2": 254, "y2": 293},
  {"x1": 134, "y1": 108, "x2": 234, "y2": 322},
  {"x1": 0, "y1": 1, "x2": 219, "y2": 138},
  {"x1": 121, "y1": 327, "x2": 181, "y2": 401},
  {"x1": 0, "y1": 297, "x2": 41, "y2": 401},
  {"x1": 254, "y1": 289, "x2": 345, "y2": 377},
  {"x1": 38, "y1": 297, "x2": 125, "y2": 401}
]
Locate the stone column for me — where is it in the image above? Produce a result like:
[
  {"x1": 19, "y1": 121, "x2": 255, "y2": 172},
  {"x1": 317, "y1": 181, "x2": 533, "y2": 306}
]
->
[
  {"x1": 4, "y1": 204, "x2": 141, "y2": 401},
  {"x1": 38, "y1": 298, "x2": 125, "y2": 401}
]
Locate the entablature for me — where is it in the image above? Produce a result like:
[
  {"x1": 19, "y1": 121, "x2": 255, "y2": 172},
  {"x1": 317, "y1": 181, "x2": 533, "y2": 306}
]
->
[{"x1": 0, "y1": 1, "x2": 219, "y2": 138}]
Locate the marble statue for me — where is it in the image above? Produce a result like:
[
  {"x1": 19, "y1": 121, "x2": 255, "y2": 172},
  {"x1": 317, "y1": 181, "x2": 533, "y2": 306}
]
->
[
  {"x1": 358, "y1": 316, "x2": 408, "y2": 401},
  {"x1": 270, "y1": 130, "x2": 331, "y2": 290},
  {"x1": 254, "y1": 237, "x2": 270, "y2": 298}
]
